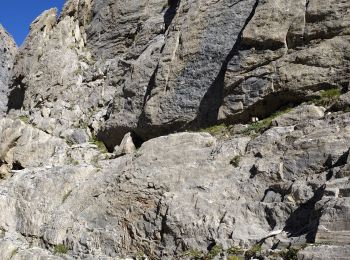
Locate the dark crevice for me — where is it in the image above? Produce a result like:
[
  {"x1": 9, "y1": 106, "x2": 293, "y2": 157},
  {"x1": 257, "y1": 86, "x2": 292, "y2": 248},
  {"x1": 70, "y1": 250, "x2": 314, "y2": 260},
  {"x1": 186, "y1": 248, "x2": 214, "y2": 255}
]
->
[
  {"x1": 333, "y1": 149, "x2": 349, "y2": 168},
  {"x1": 142, "y1": 65, "x2": 158, "y2": 109},
  {"x1": 7, "y1": 76, "x2": 26, "y2": 112},
  {"x1": 224, "y1": 91, "x2": 306, "y2": 126},
  {"x1": 12, "y1": 161, "x2": 24, "y2": 171},
  {"x1": 131, "y1": 132, "x2": 144, "y2": 149},
  {"x1": 97, "y1": 126, "x2": 145, "y2": 152},
  {"x1": 160, "y1": 207, "x2": 171, "y2": 244},
  {"x1": 323, "y1": 154, "x2": 333, "y2": 169},
  {"x1": 341, "y1": 82, "x2": 349, "y2": 93},
  {"x1": 265, "y1": 207, "x2": 277, "y2": 230},
  {"x1": 305, "y1": 0, "x2": 310, "y2": 9},
  {"x1": 97, "y1": 126, "x2": 133, "y2": 152},
  {"x1": 261, "y1": 189, "x2": 271, "y2": 202},
  {"x1": 207, "y1": 241, "x2": 218, "y2": 252},
  {"x1": 164, "y1": 0, "x2": 181, "y2": 31},
  {"x1": 194, "y1": 0, "x2": 260, "y2": 128},
  {"x1": 323, "y1": 149, "x2": 349, "y2": 180},
  {"x1": 261, "y1": 188, "x2": 284, "y2": 202},
  {"x1": 242, "y1": 38, "x2": 286, "y2": 51},
  {"x1": 326, "y1": 170, "x2": 333, "y2": 181},
  {"x1": 249, "y1": 165, "x2": 258, "y2": 179},
  {"x1": 102, "y1": 101, "x2": 114, "y2": 121},
  {"x1": 283, "y1": 185, "x2": 326, "y2": 242}
]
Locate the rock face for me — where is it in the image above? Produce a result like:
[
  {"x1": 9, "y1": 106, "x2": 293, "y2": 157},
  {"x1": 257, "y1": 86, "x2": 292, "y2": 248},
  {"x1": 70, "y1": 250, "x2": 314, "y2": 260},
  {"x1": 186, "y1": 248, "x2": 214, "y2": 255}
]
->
[
  {"x1": 96, "y1": 0, "x2": 260, "y2": 148},
  {"x1": 7, "y1": 0, "x2": 350, "y2": 150},
  {"x1": 0, "y1": 0, "x2": 350, "y2": 259},
  {"x1": 0, "y1": 109, "x2": 350, "y2": 259},
  {"x1": 0, "y1": 25, "x2": 16, "y2": 114}
]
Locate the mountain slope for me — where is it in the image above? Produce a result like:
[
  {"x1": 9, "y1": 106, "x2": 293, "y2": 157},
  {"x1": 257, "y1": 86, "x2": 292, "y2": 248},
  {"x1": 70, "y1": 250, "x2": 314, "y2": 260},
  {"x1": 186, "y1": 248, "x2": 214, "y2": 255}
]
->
[{"x1": 0, "y1": 0, "x2": 349, "y2": 259}]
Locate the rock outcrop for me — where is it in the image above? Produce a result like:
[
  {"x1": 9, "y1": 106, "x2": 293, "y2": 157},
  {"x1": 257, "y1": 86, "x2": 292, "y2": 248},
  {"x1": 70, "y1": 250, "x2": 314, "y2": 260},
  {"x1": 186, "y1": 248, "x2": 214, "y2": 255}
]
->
[
  {"x1": 7, "y1": 0, "x2": 350, "y2": 150},
  {"x1": 0, "y1": 25, "x2": 16, "y2": 114},
  {"x1": 0, "y1": 0, "x2": 349, "y2": 259},
  {"x1": 0, "y1": 107, "x2": 349, "y2": 259}
]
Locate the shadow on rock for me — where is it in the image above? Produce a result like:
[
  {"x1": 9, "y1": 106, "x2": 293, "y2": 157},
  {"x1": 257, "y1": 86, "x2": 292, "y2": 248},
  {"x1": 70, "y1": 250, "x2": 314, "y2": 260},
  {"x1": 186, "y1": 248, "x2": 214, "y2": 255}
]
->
[{"x1": 283, "y1": 185, "x2": 326, "y2": 242}]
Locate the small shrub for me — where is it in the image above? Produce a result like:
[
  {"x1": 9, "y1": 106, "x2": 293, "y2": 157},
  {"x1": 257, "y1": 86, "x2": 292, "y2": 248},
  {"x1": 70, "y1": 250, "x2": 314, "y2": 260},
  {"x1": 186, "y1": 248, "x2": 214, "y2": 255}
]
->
[
  {"x1": 183, "y1": 248, "x2": 203, "y2": 259},
  {"x1": 66, "y1": 154, "x2": 80, "y2": 166},
  {"x1": 206, "y1": 244, "x2": 222, "y2": 259},
  {"x1": 227, "y1": 256, "x2": 244, "y2": 260},
  {"x1": 227, "y1": 246, "x2": 244, "y2": 255},
  {"x1": 311, "y1": 88, "x2": 341, "y2": 106},
  {"x1": 245, "y1": 244, "x2": 262, "y2": 259},
  {"x1": 81, "y1": 122, "x2": 89, "y2": 130},
  {"x1": 279, "y1": 247, "x2": 299, "y2": 260},
  {"x1": 230, "y1": 156, "x2": 241, "y2": 168},
  {"x1": 54, "y1": 244, "x2": 68, "y2": 254},
  {"x1": 69, "y1": 158, "x2": 79, "y2": 166},
  {"x1": 74, "y1": 67, "x2": 82, "y2": 75},
  {"x1": 320, "y1": 88, "x2": 341, "y2": 99},
  {"x1": 135, "y1": 251, "x2": 147, "y2": 259},
  {"x1": 19, "y1": 115, "x2": 29, "y2": 123}
]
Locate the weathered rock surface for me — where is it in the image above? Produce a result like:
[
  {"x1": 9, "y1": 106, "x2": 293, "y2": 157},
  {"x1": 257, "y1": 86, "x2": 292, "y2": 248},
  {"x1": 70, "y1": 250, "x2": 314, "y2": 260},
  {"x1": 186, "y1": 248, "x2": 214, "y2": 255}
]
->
[
  {"x1": 220, "y1": 0, "x2": 350, "y2": 123},
  {"x1": 298, "y1": 245, "x2": 350, "y2": 260},
  {"x1": 7, "y1": 3, "x2": 113, "y2": 141},
  {"x1": 7, "y1": 0, "x2": 350, "y2": 149},
  {"x1": 1, "y1": 0, "x2": 350, "y2": 259},
  {"x1": 0, "y1": 25, "x2": 16, "y2": 114},
  {"x1": 0, "y1": 118, "x2": 67, "y2": 178},
  {"x1": 0, "y1": 106, "x2": 348, "y2": 258}
]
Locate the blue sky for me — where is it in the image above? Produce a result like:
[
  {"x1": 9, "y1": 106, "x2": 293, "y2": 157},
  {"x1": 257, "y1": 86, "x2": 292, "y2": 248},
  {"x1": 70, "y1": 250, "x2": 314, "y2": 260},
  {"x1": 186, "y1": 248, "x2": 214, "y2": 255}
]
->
[{"x1": 0, "y1": 0, "x2": 66, "y2": 46}]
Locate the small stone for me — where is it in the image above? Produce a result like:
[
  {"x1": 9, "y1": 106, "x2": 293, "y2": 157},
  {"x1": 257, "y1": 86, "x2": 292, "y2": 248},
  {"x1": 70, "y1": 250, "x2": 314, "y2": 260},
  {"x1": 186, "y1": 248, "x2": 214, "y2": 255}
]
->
[
  {"x1": 41, "y1": 107, "x2": 51, "y2": 118},
  {"x1": 114, "y1": 132, "x2": 136, "y2": 157}
]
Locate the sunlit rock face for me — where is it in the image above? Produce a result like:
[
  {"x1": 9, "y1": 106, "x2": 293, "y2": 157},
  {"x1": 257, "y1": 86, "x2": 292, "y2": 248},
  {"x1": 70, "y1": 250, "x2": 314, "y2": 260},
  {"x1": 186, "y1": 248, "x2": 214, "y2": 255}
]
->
[
  {"x1": 0, "y1": 0, "x2": 349, "y2": 258},
  {"x1": 0, "y1": 25, "x2": 16, "y2": 114}
]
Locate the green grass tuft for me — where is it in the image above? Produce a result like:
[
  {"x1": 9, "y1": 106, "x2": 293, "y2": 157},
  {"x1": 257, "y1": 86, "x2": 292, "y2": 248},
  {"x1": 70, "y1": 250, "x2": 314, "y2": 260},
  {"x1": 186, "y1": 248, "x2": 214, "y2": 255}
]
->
[
  {"x1": 19, "y1": 115, "x2": 29, "y2": 123},
  {"x1": 89, "y1": 136, "x2": 108, "y2": 153},
  {"x1": 245, "y1": 244, "x2": 262, "y2": 259},
  {"x1": 199, "y1": 124, "x2": 229, "y2": 136},
  {"x1": 183, "y1": 248, "x2": 203, "y2": 259},
  {"x1": 227, "y1": 246, "x2": 244, "y2": 255},
  {"x1": 240, "y1": 107, "x2": 292, "y2": 136},
  {"x1": 206, "y1": 244, "x2": 222, "y2": 259},
  {"x1": 279, "y1": 247, "x2": 299, "y2": 260},
  {"x1": 311, "y1": 88, "x2": 342, "y2": 106},
  {"x1": 320, "y1": 88, "x2": 342, "y2": 99},
  {"x1": 54, "y1": 244, "x2": 68, "y2": 254},
  {"x1": 227, "y1": 256, "x2": 244, "y2": 260}
]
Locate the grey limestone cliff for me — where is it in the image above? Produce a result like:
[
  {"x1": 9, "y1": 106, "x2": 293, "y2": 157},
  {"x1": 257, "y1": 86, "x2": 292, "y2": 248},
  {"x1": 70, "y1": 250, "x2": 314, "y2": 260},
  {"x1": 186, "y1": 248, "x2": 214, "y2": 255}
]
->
[
  {"x1": 0, "y1": 0, "x2": 349, "y2": 259},
  {"x1": 0, "y1": 25, "x2": 16, "y2": 114}
]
